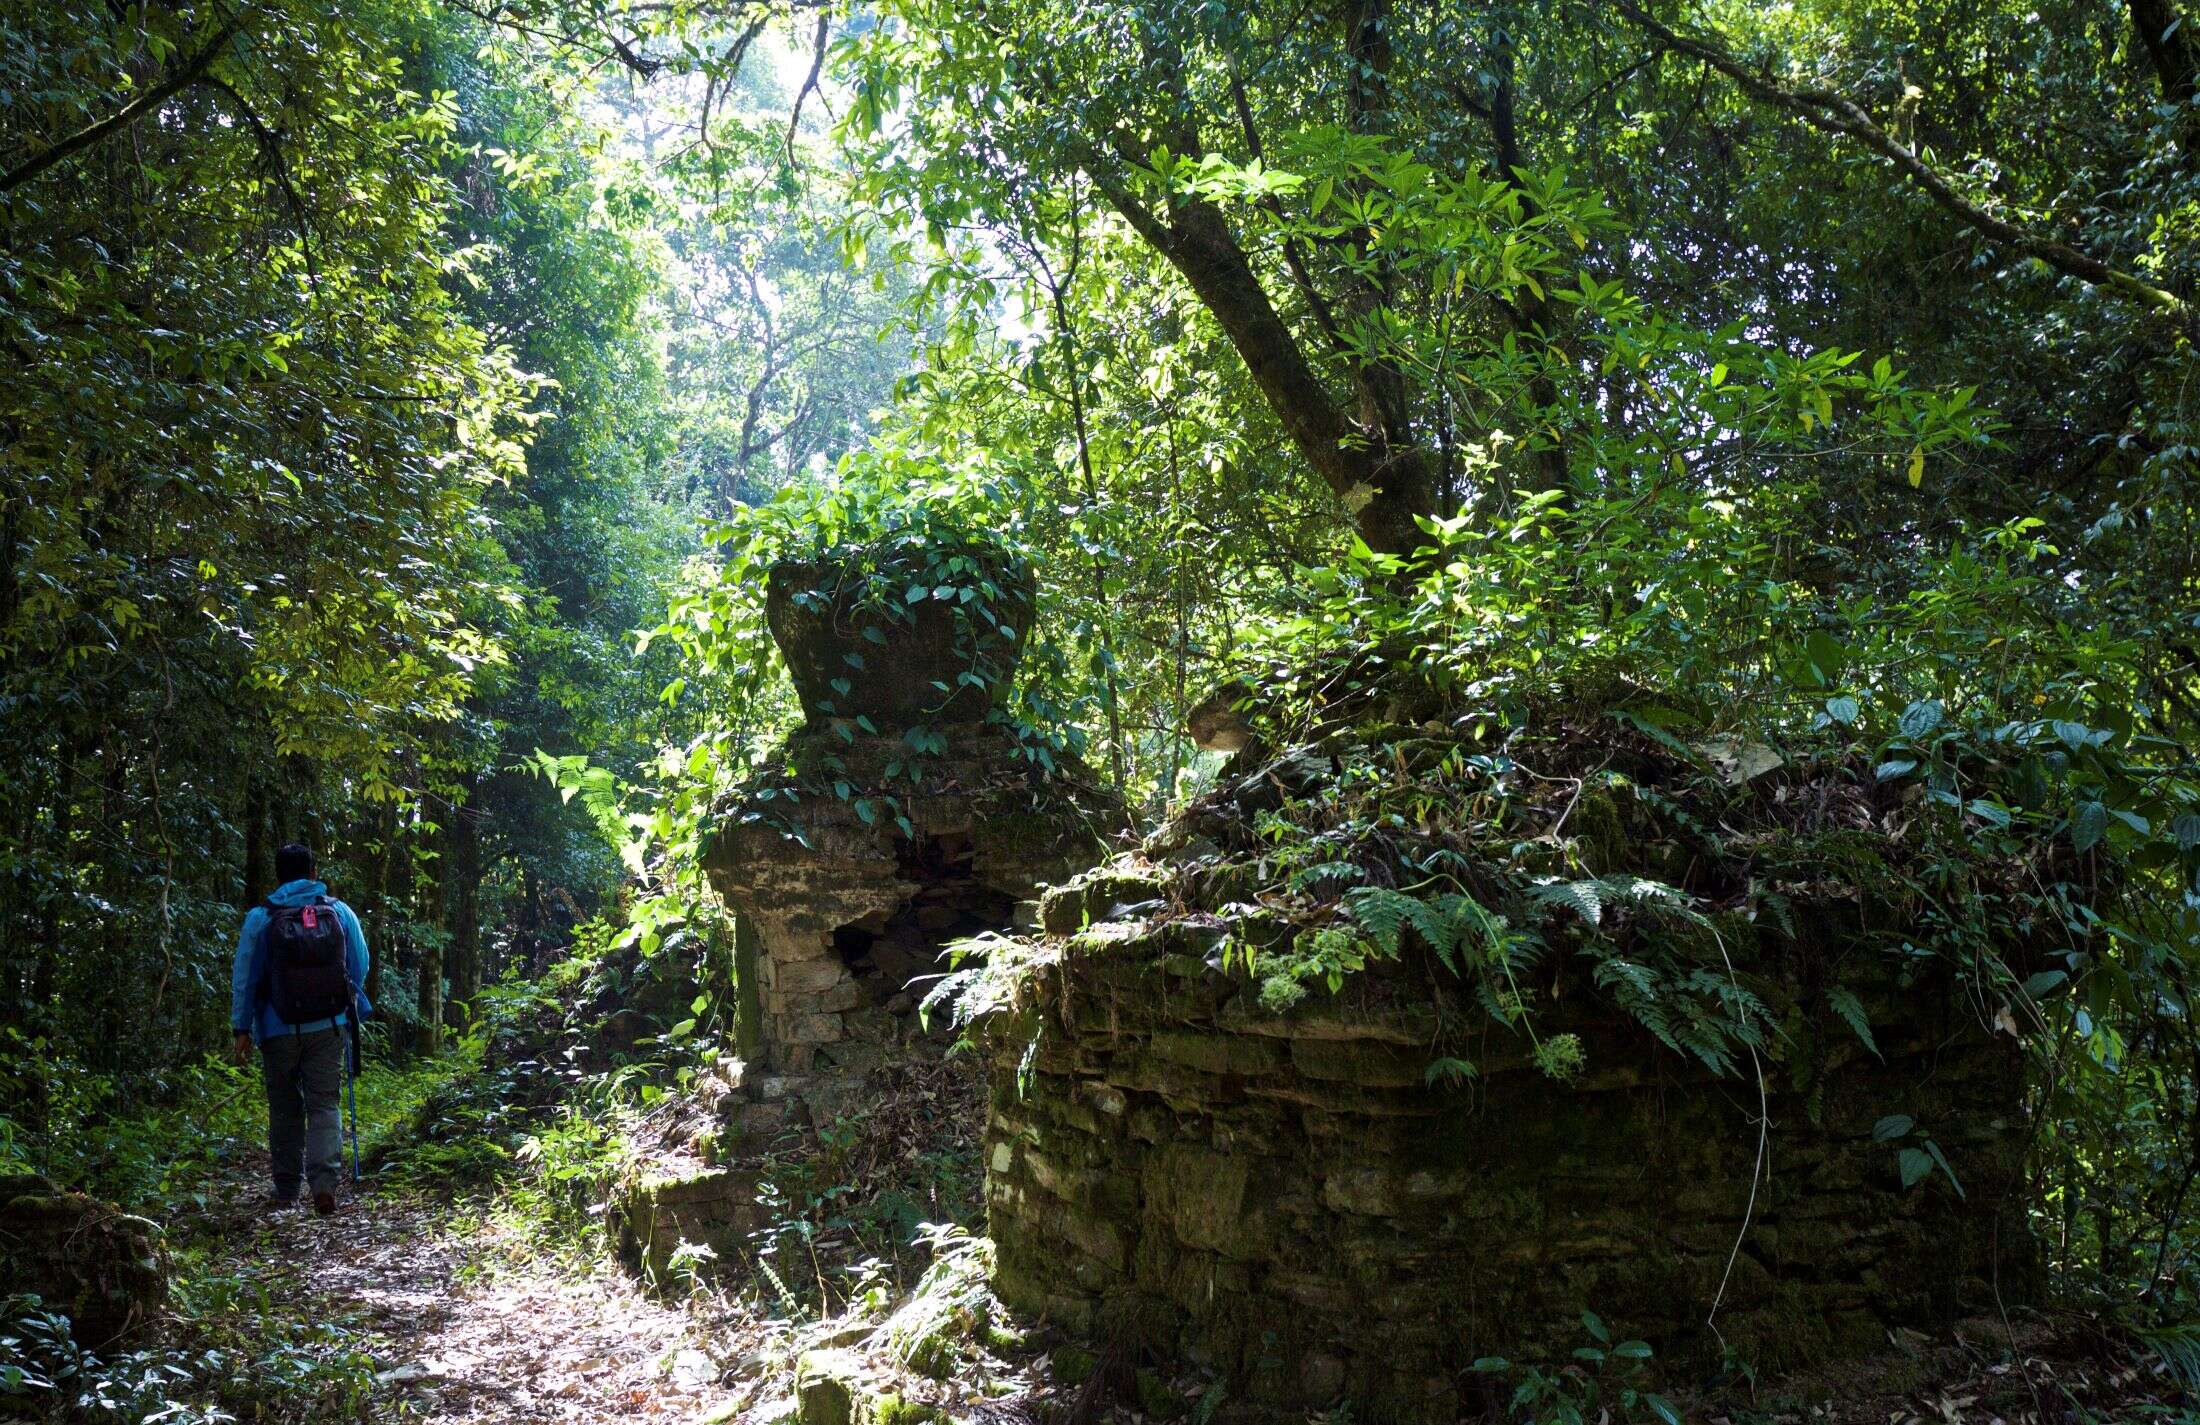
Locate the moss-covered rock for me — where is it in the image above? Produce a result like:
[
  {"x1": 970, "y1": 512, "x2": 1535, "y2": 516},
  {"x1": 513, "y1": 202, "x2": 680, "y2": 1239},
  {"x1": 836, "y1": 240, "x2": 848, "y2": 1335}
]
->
[
  {"x1": 0, "y1": 1175, "x2": 167, "y2": 1345},
  {"x1": 870, "y1": 1394, "x2": 951, "y2": 1424},
  {"x1": 791, "y1": 1348, "x2": 960, "y2": 1425},
  {"x1": 766, "y1": 547, "x2": 1033, "y2": 729},
  {"x1": 793, "y1": 1348, "x2": 863, "y2": 1425},
  {"x1": 610, "y1": 1165, "x2": 765, "y2": 1284}
]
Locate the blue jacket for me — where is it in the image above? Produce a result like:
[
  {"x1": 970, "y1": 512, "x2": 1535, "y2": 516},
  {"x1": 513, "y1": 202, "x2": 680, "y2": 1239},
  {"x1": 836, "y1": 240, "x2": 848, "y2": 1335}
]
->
[{"x1": 230, "y1": 879, "x2": 372, "y2": 1044}]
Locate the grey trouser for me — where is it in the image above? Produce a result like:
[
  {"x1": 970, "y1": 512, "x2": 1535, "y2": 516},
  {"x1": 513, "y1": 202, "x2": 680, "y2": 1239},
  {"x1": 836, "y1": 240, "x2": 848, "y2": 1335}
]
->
[{"x1": 260, "y1": 1026, "x2": 344, "y2": 1197}]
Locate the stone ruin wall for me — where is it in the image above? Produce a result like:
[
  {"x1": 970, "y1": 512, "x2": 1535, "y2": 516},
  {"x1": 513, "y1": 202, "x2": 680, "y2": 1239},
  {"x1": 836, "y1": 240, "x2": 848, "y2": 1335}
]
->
[
  {"x1": 614, "y1": 730, "x2": 1112, "y2": 1281},
  {"x1": 611, "y1": 548, "x2": 1120, "y2": 1282},
  {"x1": 702, "y1": 728, "x2": 1109, "y2": 1133},
  {"x1": 626, "y1": 543, "x2": 2038, "y2": 1415},
  {"x1": 981, "y1": 865, "x2": 2036, "y2": 1422}
]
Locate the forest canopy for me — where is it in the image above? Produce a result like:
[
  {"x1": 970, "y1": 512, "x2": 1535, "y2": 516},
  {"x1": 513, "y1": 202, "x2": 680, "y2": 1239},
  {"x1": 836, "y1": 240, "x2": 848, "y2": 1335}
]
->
[{"x1": 2, "y1": 0, "x2": 2198, "y2": 1415}]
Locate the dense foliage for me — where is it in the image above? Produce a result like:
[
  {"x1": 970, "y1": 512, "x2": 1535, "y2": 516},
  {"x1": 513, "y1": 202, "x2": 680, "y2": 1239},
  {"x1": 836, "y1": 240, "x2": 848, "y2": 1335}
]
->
[{"x1": 3, "y1": 0, "x2": 2198, "y2": 1410}]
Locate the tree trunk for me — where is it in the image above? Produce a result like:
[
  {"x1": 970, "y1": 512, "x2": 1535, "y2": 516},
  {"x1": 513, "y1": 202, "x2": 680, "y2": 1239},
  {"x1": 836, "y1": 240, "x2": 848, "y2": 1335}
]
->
[
  {"x1": 2127, "y1": 0, "x2": 2199, "y2": 157},
  {"x1": 2128, "y1": 0, "x2": 2198, "y2": 106},
  {"x1": 416, "y1": 849, "x2": 444, "y2": 1057},
  {"x1": 444, "y1": 775, "x2": 481, "y2": 1031},
  {"x1": 1475, "y1": 33, "x2": 1572, "y2": 501},
  {"x1": 364, "y1": 801, "x2": 395, "y2": 1020},
  {"x1": 732, "y1": 915, "x2": 763, "y2": 1066},
  {"x1": 31, "y1": 740, "x2": 77, "y2": 1025},
  {"x1": 242, "y1": 772, "x2": 270, "y2": 908},
  {"x1": 1086, "y1": 173, "x2": 1440, "y2": 556}
]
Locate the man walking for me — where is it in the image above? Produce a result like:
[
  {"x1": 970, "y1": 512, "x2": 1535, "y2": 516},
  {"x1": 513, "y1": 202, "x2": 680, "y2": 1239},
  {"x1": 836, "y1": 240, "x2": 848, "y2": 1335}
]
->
[{"x1": 230, "y1": 842, "x2": 371, "y2": 1215}]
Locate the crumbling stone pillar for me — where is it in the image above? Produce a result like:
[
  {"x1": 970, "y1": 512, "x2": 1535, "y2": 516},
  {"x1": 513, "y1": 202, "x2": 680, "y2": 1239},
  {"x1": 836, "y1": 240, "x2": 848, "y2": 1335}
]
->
[{"x1": 701, "y1": 550, "x2": 1119, "y2": 1137}]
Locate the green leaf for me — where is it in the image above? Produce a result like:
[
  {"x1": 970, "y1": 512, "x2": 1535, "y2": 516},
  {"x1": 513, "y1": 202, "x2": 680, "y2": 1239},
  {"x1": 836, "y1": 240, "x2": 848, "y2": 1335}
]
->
[
  {"x1": 1533, "y1": 879, "x2": 1604, "y2": 926},
  {"x1": 1873, "y1": 1114, "x2": 1914, "y2": 1142},
  {"x1": 2070, "y1": 801, "x2": 2108, "y2": 853},
  {"x1": 1827, "y1": 987, "x2": 1879, "y2": 1058},
  {"x1": 1424, "y1": 1056, "x2": 1478, "y2": 1086},
  {"x1": 1923, "y1": 1139, "x2": 1966, "y2": 1198},
  {"x1": 1805, "y1": 631, "x2": 1845, "y2": 684},
  {"x1": 1824, "y1": 695, "x2": 1859, "y2": 726},
  {"x1": 1897, "y1": 698, "x2": 1943, "y2": 739},
  {"x1": 1897, "y1": 1147, "x2": 1933, "y2": 1188},
  {"x1": 2110, "y1": 808, "x2": 2150, "y2": 835}
]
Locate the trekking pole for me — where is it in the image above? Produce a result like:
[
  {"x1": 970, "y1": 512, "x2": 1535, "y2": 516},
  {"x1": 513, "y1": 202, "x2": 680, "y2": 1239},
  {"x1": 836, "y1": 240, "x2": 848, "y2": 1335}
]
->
[{"x1": 347, "y1": 1015, "x2": 360, "y2": 1186}]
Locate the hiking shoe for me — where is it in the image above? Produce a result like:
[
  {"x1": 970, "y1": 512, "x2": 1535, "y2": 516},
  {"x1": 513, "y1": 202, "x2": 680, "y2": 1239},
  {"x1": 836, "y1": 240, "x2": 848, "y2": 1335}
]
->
[
  {"x1": 267, "y1": 1194, "x2": 299, "y2": 1212},
  {"x1": 313, "y1": 1192, "x2": 336, "y2": 1217}
]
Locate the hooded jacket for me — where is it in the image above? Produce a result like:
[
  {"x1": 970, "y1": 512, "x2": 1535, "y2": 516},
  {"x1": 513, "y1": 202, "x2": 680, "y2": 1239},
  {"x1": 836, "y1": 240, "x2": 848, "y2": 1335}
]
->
[{"x1": 230, "y1": 878, "x2": 372, "y2": 1044}]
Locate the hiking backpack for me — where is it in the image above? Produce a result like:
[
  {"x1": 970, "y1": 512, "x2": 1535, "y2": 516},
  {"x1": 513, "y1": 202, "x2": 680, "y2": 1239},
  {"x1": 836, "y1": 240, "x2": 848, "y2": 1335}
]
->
[{"x1": 262, "y1": 897, "x2": 351, "y2": 1024}]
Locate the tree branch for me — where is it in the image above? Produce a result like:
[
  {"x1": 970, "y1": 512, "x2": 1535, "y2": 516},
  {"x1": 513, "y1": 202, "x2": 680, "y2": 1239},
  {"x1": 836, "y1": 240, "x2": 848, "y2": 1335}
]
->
[
  {"x1": 192, "y1": 73, "x2": 319, "y2": 281},
  {"x1": 785, "y1": 9, "x2": 831, "y2": 165},
  {"x1": 1611, "y1": 0, "x2": 2199, "y2": 341},
  {"x1": 2127, "y1": 0, "x2": 2198, "y2": 108},
  {"x1": 1226, "y1": 69, "x2": 1347, "y2": 355},
  {"x1": 2, "y1": 4, "x2": 256, "y2": 193},
  {"x1": 1083, "y1": 153, "x2": 1436, "y2": 555}
]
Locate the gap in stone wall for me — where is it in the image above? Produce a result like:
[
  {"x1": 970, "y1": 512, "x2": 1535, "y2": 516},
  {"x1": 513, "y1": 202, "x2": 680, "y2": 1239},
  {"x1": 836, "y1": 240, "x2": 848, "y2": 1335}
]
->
[{"x1": 828, "y1": 831, "x2": 1017, "y2": 1029}]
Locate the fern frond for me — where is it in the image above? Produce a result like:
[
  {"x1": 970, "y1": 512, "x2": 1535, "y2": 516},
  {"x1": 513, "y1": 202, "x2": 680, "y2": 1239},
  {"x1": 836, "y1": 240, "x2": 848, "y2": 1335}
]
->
[
  {"x1": 1342, "y1": 886, "x2": 1416, "y2": 956},
  {"x1": 1825, "y1": 985, "x2": 1880, "y2": 1059},
  {"x1": 1288, "y1": 860, "x2": 1366, "y2": 893},
  {"x1": 1532, "y1": 878, "x2": 1605, "y2": 926},
  {"x1": 1342, "y1": 886, "x2": 1467, "y2": 964}
]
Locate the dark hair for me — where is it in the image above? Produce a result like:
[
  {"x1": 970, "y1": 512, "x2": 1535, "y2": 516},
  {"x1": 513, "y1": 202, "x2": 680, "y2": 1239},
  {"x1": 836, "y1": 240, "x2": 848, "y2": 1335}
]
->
[{"x1": 275, "y1": 842, "x2": 316, "y2": 884}]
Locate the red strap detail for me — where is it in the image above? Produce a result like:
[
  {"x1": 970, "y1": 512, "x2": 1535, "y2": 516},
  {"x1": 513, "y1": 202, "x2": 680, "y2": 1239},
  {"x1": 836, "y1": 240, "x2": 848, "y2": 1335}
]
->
[{"x1": 302, "y1": 907, "x2": 318, "y2": 929}]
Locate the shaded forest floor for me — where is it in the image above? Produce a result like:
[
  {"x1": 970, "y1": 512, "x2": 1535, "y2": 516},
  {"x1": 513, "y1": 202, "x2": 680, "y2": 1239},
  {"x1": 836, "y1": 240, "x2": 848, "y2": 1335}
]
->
[
  {"x1": 198, "y1": 1088, "x2": 2194, "y2": 1425},
  {"x1": 11, "y1": 1047, "x2": 2194, "y2": 1424}
]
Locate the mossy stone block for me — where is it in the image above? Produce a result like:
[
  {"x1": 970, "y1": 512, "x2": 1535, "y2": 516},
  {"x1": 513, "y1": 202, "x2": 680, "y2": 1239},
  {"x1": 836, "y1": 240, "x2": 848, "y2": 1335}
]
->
[{"x1": 793, "y1": 1349, "x2": 862, "y2": 1425}]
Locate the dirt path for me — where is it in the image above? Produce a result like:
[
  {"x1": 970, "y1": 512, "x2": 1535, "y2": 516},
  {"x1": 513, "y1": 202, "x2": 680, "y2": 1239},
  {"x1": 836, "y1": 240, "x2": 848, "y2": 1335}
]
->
[{"x1": 216, "y1": 1169, "x2": 749, "y2": 1424}]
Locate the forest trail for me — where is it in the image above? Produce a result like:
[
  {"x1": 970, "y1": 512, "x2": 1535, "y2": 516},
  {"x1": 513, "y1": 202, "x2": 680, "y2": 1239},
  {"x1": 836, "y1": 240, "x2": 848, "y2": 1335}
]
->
[{"x1": 210, "y1": 1160, "x2": 746, "y2": 1424}]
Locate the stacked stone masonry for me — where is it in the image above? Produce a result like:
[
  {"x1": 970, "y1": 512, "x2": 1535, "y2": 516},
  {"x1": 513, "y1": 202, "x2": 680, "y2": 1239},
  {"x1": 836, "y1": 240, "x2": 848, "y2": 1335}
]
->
[
  {"x1": 981, "y1": 864, "x2": 2036, "y2": 1422},
  {"x1": 650, "y1": 540, "x2": 1114, "y2": 1279},
  {"x1": 703, "y1": 724, "x2": 1115, "y2": 1131}
]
